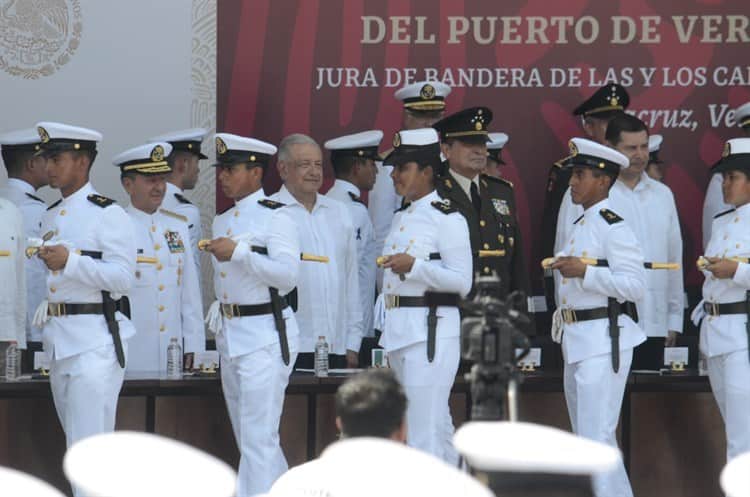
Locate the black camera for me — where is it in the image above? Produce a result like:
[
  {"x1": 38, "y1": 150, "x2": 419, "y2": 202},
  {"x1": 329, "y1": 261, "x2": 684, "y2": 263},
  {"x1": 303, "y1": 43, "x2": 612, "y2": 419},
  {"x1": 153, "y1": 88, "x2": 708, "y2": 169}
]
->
[{"x1": 460, "y1": 272, "x2": 531, "y2": 421}]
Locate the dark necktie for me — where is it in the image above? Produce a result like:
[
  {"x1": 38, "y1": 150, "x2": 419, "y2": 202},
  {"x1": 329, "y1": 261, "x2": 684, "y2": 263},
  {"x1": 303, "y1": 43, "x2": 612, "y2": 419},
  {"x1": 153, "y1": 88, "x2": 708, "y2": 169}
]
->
[{"x1": 470, "y1": 181, "x2": 482, "y2": 216}]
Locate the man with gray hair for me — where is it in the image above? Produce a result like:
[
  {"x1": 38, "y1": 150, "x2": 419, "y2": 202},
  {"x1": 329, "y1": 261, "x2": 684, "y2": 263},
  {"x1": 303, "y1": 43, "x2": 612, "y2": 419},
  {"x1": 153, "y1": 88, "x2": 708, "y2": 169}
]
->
[{"x1": 271, "y1": 134, "x2": 363, "y2": 368}]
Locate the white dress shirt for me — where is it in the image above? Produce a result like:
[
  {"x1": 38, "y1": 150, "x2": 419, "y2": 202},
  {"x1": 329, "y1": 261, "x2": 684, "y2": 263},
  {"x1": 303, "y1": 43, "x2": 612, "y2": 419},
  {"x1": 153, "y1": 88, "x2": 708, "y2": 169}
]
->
[
  {"x1": 698, "y1": 203, "x2": 750, "y2": 358},
  {"x1": 271, "y1": 185, "x2": 363, "y2": 354},
  {"x1": 161, "y1": 182, "x2": 203, "y2": 295},
  {"x1": 555, "y1": 174, "x2": 684, "y2": 337},
  {"x1": 702, "y1": 172, "x2": 731, "y2": 250},
  {"x1": 368, "y1": 161, "x2": 402, "y2": 292},
  {"x1": 0, "y1": 178, "x2": 47, "y2": 341},
  {"x1": 0, "y1": 198, "x2": 26, "y2": 346},
  {"x1": 379, "y1": 191, "x2": 473, "y2": 352},
  {"x1": 125, "y1": 205, "x2": 205, "y2": 372},
  {"x1": 326, "y1": 179, "x2": 377, "y2": 337},
  {"x1": 557, "y1": 198, "x2": 647, "y2": 364},
  {"x1": 212, "y1": 188, "x2": 301, "y2": 358},
  {"x1": 41, "y1": 183, "x2": 136, "y2": 360},
  {"x1": 448, "y1": 169, "x2": 480, "y2": 199}
]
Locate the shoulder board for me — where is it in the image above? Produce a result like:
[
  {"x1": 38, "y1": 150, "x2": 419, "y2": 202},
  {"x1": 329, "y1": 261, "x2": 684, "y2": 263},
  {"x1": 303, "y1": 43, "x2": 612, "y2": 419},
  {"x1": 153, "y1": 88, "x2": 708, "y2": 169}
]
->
[
  {"x1": 258, "y1": 199, "x2": 285, "y2": 209},
  {"x1": 599, "y1": 208, "x2": 623, "y2": 224},
  {"x1": 87, "y1": 194, "x2": 115, "y2": 208},
  {"x1": 431, "y1": 200, "x2": 457, "y2": 215},
  {"x1": 159, "y1": 208, "x2": 188, "y2": 223},
  {"x1": 714, "y1": 208, "x2": 736, "y2": 219},
  {"x1": 25, "y1": 192, "x2": 44, "y2": 203},
  {"x1": 573, "y1": 214, "x2": 584, "y2": 225},
  {"x1": 47, "y1": 198, "x2": 62, "y2": 210},
  {"x1": 482, "y1": 174, "x2": 513, "y2": 188},
  {"x1": 218, "y1": 204, "x2": 233, "y2": 215},
  {"x1": 348, "y1": 191, "x2": 365, "y2": 205},
  {"x1": 174, "y1": 193, "x2": 192, "y2": 205}
]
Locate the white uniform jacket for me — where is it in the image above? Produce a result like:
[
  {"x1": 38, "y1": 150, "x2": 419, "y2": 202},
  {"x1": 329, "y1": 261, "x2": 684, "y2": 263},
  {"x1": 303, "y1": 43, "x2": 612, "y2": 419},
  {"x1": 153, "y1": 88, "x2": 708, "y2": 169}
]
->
[
  {"x1": 557, "y1": 199, "x2": 647, "y2": 364},
  {"x1": 211, "y1": 189, "x2": 300, "y2": 359},
  {"x1": 379, "y1": 191, "x2": 472, "y2": 352},
  {"x1": 698, "y1": 204, "x2": 750, "y2": 358},
  {"x1": 41, "y1": 183, "x2": 136, "y2": 360},
  {"x1": 0, "y1": 178, "x2": 47, "y2": 341},
  {"x1": 126, "y1": 206, "x2": 205, "y2": 372}
]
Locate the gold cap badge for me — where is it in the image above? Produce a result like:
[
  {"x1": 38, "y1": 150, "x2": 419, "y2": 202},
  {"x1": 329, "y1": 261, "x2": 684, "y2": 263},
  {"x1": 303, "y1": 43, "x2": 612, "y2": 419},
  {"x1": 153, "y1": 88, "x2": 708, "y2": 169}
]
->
[
  {"x1": 216, "y1": 137, "x2": 228, "y2": 155},
  {"x1": 723, "y1": 142, "x2": 731, "y2": 158},
  {"x1": 393, "y1": 132, "x2": 401, "y2": 148},
  {"x1": 568, "y1": 141, "x2": 578, "y2": 155},
  {"x1": 151, "y1": 145, "x2": 165, "y2": 162},
  {"x1": 37, "y1": 126, "x2": 50, "y2": 143},
  {"x1": 420, "y1": 84, "x2": 435, "y2": 100}
]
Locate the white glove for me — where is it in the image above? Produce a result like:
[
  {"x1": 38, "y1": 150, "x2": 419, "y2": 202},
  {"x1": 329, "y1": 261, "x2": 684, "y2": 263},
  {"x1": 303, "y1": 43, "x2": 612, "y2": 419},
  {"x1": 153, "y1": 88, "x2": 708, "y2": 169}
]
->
[
  {"x1": 33, "y1": 300, "x2": 50, "y2": 328},
  {"x1": 551, "y1": 307, "x2": 564, "y2": 344},
  {"x1": 205, "y1": 300, "x2": 223, "y2": 335},
  {"x1": 690, "y1": 299, "x2": 706, "y2": 327}
]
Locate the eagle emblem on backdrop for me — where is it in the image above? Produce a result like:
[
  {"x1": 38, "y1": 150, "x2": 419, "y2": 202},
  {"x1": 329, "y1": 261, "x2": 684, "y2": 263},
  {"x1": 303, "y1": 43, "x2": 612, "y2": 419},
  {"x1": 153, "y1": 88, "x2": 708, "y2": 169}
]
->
[{"x1": 0, "y1": 0, "x2": 82, "y2": 79}]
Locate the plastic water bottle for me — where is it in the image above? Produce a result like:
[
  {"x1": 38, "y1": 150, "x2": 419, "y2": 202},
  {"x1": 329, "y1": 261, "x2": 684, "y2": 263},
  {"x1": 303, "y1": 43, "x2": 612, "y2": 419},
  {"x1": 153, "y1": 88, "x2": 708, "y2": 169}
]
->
[
  {"x1": 5, "y1": 341, "x2": 19, "y2": 381},
  {"x1": 166, "y1": 337, "x2": 182, "y2": 379},
  {"x1": 314, "y1": 336, "x2": 329, "y2": 378}
]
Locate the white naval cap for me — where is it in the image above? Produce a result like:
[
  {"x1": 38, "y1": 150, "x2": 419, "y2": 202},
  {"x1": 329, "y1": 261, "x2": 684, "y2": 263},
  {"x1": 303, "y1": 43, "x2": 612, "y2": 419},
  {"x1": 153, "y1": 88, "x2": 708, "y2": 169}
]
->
[
  {"x1": 324, "y1": 130, "x2": 383, "y2": 161},
  {"x1": 0, "y1": 466, "x2": 66, "y2": 497},
  {"x1": 149, "y1": 127, "x2": 209, "y2": 159},
  {"x1": 454, "y1": 421, "x2": 620, "y2": 475},
  {"x1": 382, "y1": 128, "x2": 441, "y2": 168},
  {"x1": 564, "y1": 137, "x2": 629, "y2": 174},
  {"x1": 213, "y1": 132, "x2": 277, "y2": 168},
  {"x1": 721, "y1": 451, "x2": 750, "y2": 497},
  {"x1": 394, "y1": 80, "x2": 452, "y2": 112},
  {"x1": 270, "y1": 437, "x2": 494, "y2": 497},
  {"x1": 487, "y1": 132, "x2": 509, "y2": 164},
  {"x1": 735, "y1": 101, "x2": 750, "y2": 130},
  {"x1": 0, "y1": 127, "x2": 42, "y2": 151},
  {"x1": 112, "y1": 142, "x2": 173, "y2": 175},
  {"x1": 63, "y1": 431, "x2": 236, "y2": 497},
  {"x1": 455, "y1": 422, "x2": 620, "y2": 496},
  {"x1": 648, "y1": 134, "x2": 664, "y2": 164},
  {"x1": 713, "y1": 137, "x2": 750, "y2": 173},
  {"x1": 35, "y1": 121, "x2": 102, "y2": 157}
]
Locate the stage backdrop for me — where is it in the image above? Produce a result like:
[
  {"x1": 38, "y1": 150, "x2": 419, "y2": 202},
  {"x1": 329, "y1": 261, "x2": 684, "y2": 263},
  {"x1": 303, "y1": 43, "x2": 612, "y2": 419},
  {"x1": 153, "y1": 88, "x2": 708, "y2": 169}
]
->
[{"x1": 218, "y1": 0, "x2": 750, "y2": 294}]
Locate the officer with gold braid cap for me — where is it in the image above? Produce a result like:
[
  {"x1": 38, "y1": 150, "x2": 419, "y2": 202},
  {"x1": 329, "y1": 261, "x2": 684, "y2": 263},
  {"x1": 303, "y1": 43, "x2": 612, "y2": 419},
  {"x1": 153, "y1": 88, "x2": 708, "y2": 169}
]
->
[{"x1": 114, "y1": 142, "x2": 204, "y2": 375}]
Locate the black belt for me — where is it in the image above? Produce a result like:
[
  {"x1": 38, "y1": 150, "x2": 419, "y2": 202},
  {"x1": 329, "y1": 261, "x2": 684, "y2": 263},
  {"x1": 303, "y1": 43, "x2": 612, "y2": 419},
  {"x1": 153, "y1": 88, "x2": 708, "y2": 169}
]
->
[
  {"x1": 560, "y1": 301, "x2": 638, "y2": 324},
  {"x1": 383, "y1": 294, "x2": 459, "y2": 309},
  {"x1": 47, "y1": 298, "x2": 130, "y2": 318},
  {"x1": 703, "y1": 301, "x2": 747, "y2": 317},
  {"x1": 384, "y1": 294, "x2": 460, "y2": 363},
  {"x1": 221, "y1": 301, "x2": 288, "y2": 318}
]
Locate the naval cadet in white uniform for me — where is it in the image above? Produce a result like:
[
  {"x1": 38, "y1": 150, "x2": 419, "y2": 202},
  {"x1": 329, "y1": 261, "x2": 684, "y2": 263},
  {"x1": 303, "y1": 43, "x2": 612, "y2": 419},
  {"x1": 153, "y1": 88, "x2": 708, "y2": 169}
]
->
[
  {"x1": 0, "y1": 128, "x2": 48, "y2": 343},
  {"x1": 204, "y1": 133, "x2": 300, "y2": 496},
  {"x1": 0, "y1": 197, "x2": 26, "y2": 349},
  {"x1": 377, "y1": 128, "x2": 472, "y2": 463},
  {"x1": 549, "y1": 137, "x2": 645, "y2": 497},
  {"x1": 33, "y1": 122, "x2": 136, "y2": 497},
  {"x1": 114, "y1": 142, "x2": 204, "y2": 374},
  {"x1": 692, "y1": 137, "x2": 750, "y2": 466},
  {"x1": 151, "y1": 128, "x2": 208, "y2": 294},
  {"x1": 325, "y1": 130, "x2": 381, "y2": 342},
  {"x1": 369, "y1": 81, "x2": 452, "y2": 292},
  {"x1": 702, "y1": 101, "x2": 750, "y2": 249}
]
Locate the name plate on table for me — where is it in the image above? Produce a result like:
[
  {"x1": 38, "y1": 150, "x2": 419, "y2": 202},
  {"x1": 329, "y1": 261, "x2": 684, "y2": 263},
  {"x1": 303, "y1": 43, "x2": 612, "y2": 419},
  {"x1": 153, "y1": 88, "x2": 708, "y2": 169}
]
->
[
  {"x1": 517, "y1": 347, "x2": 541, "y2": 371},
  {"x1": 664, "y1": 347, "x2": 689, "y2": 371},
  {"x1": 194, "y1": 351, "x2": 219, "y2": 372}
]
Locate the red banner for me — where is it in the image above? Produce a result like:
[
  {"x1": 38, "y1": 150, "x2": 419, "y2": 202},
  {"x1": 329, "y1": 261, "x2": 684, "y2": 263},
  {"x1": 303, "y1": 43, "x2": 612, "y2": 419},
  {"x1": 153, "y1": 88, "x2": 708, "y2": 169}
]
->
[{"x1": 218, "y1": 1, "x2": 750, "y2": 290}]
